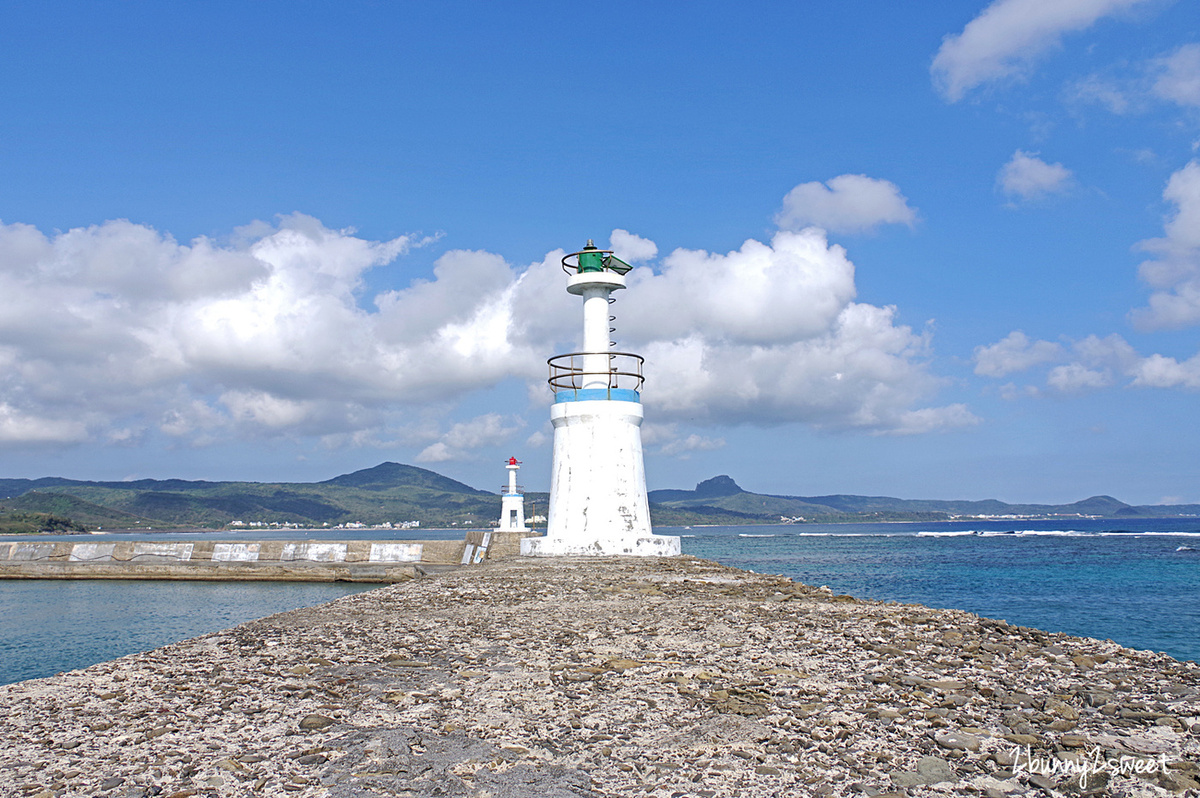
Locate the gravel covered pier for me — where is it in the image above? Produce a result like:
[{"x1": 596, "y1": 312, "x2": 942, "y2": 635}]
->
[{"x1": 2, "y1": 557, "x2": 1198, "y2": 797}]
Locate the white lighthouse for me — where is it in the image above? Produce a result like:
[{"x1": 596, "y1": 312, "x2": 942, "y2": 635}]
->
[
  {"x1": 521, "y1": 241, "x2": 681, "y2": 557},
  {"x1": 497, "y1": 456, "x2": 529, "y2": 532}
]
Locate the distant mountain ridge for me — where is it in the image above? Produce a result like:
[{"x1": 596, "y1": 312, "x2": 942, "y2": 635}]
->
[
  {"x1": 0, "y1": 462, "x2": 500, "y2": 531},
  {"x1": 1, "y1": 465, "x2": 1196, "y2": 533},
  {"x1": 648, "y1": 476, "x2": 1200, "y2": 522}
]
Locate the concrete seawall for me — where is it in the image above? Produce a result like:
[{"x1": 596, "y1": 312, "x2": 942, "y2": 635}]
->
[{"x1": 0, "y1": 531, "x2": 537, "y2": 582}]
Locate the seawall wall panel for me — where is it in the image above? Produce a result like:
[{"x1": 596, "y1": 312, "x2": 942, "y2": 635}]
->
[{"x1": 0, "y1": 538, "x2": 478, "y2": 582}]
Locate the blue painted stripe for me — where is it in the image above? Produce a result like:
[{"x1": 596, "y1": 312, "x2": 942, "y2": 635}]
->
[{"x1": 555, "y1": 388, "x2": 641, "y2": 404}]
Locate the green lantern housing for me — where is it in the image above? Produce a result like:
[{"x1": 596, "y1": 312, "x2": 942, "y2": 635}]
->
[{"x1": 565, "y1": 240, "x2": 633, "y2": 275}]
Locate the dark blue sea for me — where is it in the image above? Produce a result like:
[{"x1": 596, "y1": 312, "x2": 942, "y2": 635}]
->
[{"x1": 1, "y1": 518, "x2": 1197, "y2": 685}]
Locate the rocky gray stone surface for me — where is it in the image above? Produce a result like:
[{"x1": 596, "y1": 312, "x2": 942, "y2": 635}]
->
[{"x1": 1, "y1": 556, "x2": 1198, "y2": 797}]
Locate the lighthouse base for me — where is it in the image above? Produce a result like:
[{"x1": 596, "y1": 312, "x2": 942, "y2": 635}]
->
[
  {"x1": 524, "y1": 398, "x2": 680, "y2": 558},
  {"x1": 498, "y1": 493, "x2": 529, "y2": 532},
  {"x1": 521, "y1": 534, "x2": 679, "y2": 557}
]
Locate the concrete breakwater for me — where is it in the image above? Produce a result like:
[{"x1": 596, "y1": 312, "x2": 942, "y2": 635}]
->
[
  {"x1": 1, "y1": 556, "x2": 1198, "y2": 798},
  {"x1": 0, "y1": 532, "x2": 530, "y2": 582}
]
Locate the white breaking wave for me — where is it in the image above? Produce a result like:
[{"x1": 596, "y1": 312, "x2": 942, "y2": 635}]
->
[
  {"x1": 675, "y1": 527, "x2": 1200, "y2": 540},
  {"x1": 916, "y1": 529, "x2": 1086, "y2": 537},
  {"x1": 886, "y1": 529, "x2": 1200, "y2": 538},
  {"x1": 997, "y1": 529, "x2": 1083, "y2": 536},
  {"x1": 790, "y1": 532, "x2": 892, "y2": 537},
  {"x1": 916, "y1": 530, "x2": 977, "y2": 537}
]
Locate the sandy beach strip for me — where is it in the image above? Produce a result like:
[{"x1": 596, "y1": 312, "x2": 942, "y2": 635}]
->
[{"x1": 1, "y1": 556, "x2": 1197, "y2": 797}]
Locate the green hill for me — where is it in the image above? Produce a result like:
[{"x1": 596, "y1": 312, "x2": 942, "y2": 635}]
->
[
  {"x1": 319, "y1": 462, "x2": 488, "y2": 494},
  {"x1": 648, "y1": 476, "x2": 865, "y2": 522},
  {"x1": 2, "y1": 491, "x2": 153, "y2": 529},
  {"x1": 0, "y1": 494, "x2": 90, "y2": 534},
  {"x1": 0, "y1": 513, "x2": 84, "y2": 535}
]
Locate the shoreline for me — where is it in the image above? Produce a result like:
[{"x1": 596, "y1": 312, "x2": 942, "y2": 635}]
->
[
  {"x1": 1, "y1": 556, "x2": 1197, "y2": 797},
  {"x1": 5, "y1": 513, "x2": 1199, "y2": 540},
  {"x1": 5, "y1": 514, "x2": 1199, "y2": 543}
]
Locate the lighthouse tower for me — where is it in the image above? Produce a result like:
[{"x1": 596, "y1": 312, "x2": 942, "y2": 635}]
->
[
  {"x1": 497, "y1": 457, "x2": 529, "y2": 532},
  {"x1": 521, "y1": 241, "x2": 681, "y2": 557}
]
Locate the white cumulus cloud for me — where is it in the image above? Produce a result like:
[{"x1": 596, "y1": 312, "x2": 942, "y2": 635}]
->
[
  {"x1": 0, "y1": 214, "x2": 534, "y2": 448},
  {"x1": 1152, "y1": 43, "x2": 1200, "y2": 109},
  {"x1": 974, "y1": 329, "x2": 1200, "y2": 396},
  {"x1": 515, "y1": 228, "x2": 967, "y2": 434},
  {"x1": 1046, "y1": 363, "x2": 1114, "y2": 392},
  {"x1": 1071, "y1": 333, "x2": 1140, "y2": 371},
  {"x1": 1131, "y1": 353, "x2": 1200, "y2": 389},
  {"x1": 416, "y1": 414, "x2": 524, "y2": 463},
  {"x1": 889, "y1": 405, "x2": 980, "y2": 436},
  {"x1": 0, "y1": 211, "x2": 975, "y2": 452},
  {"x1": 658, "y1": 433, "x2": 726, "y2": 457},
  {"x1": 641, "y1": 423, "x2": 726, "y2": 457},
  {"x1": 0, "y1": 403, "x2": 89, "y2": 444},
  {"x1": 609, "y1": 229, "x2": 658, "y2": 263},
  {"x1": 1130, "y1": 160, "x2": 1200, "y2": 330},
  {"x1": 931, "y1": 0, "x2": 1154, "y2": 102},
  {"x1": 997, "y1": 151, "x2": 1074, "y2": 201},
  {"x1": 636, "y1": 300, "x2": 975, "y2": 433},
  {"x1": 1067, "y1": 44, "x2": 1200, "y2": 118},
  {"x1": 1067, "y1": 74, "x2": 1133, "y2": 114},
  {"x1": 973, "y1": 331, "x2": 1064, "y2": 377},
  {"x1": 620, "y1": 230, "x2": 857, "y2": 345},
  {"x1": 524, "y1": 428, "x2": 550, "y2": 449},
  {"x1": 775, "y1": 175, "x2": 918, "y2": 234}
]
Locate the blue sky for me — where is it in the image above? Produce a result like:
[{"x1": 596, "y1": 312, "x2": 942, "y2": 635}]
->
[{"x1": 1, "y1": 0, "x2": 1198, "y2": 504}]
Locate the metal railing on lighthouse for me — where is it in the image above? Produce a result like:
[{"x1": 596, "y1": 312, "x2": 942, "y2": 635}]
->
[
  {"x1": 549, "y1": 241, "x2": 644, "y2": 402},
  {"x1": 547, "y1": 351, "x2": 645, "y2": 398}
]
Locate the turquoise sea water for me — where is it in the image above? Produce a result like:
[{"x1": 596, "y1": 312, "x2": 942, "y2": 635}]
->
[
  {"x1": 675, "y1": 518, "x2": 1200, "y2": 663},
  {"x1": 1, "y1": 518, "x2": 1197, "y2": 685},
  {"x1": 0, "y1": 580, "x2": 378, "y2": 686}
]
